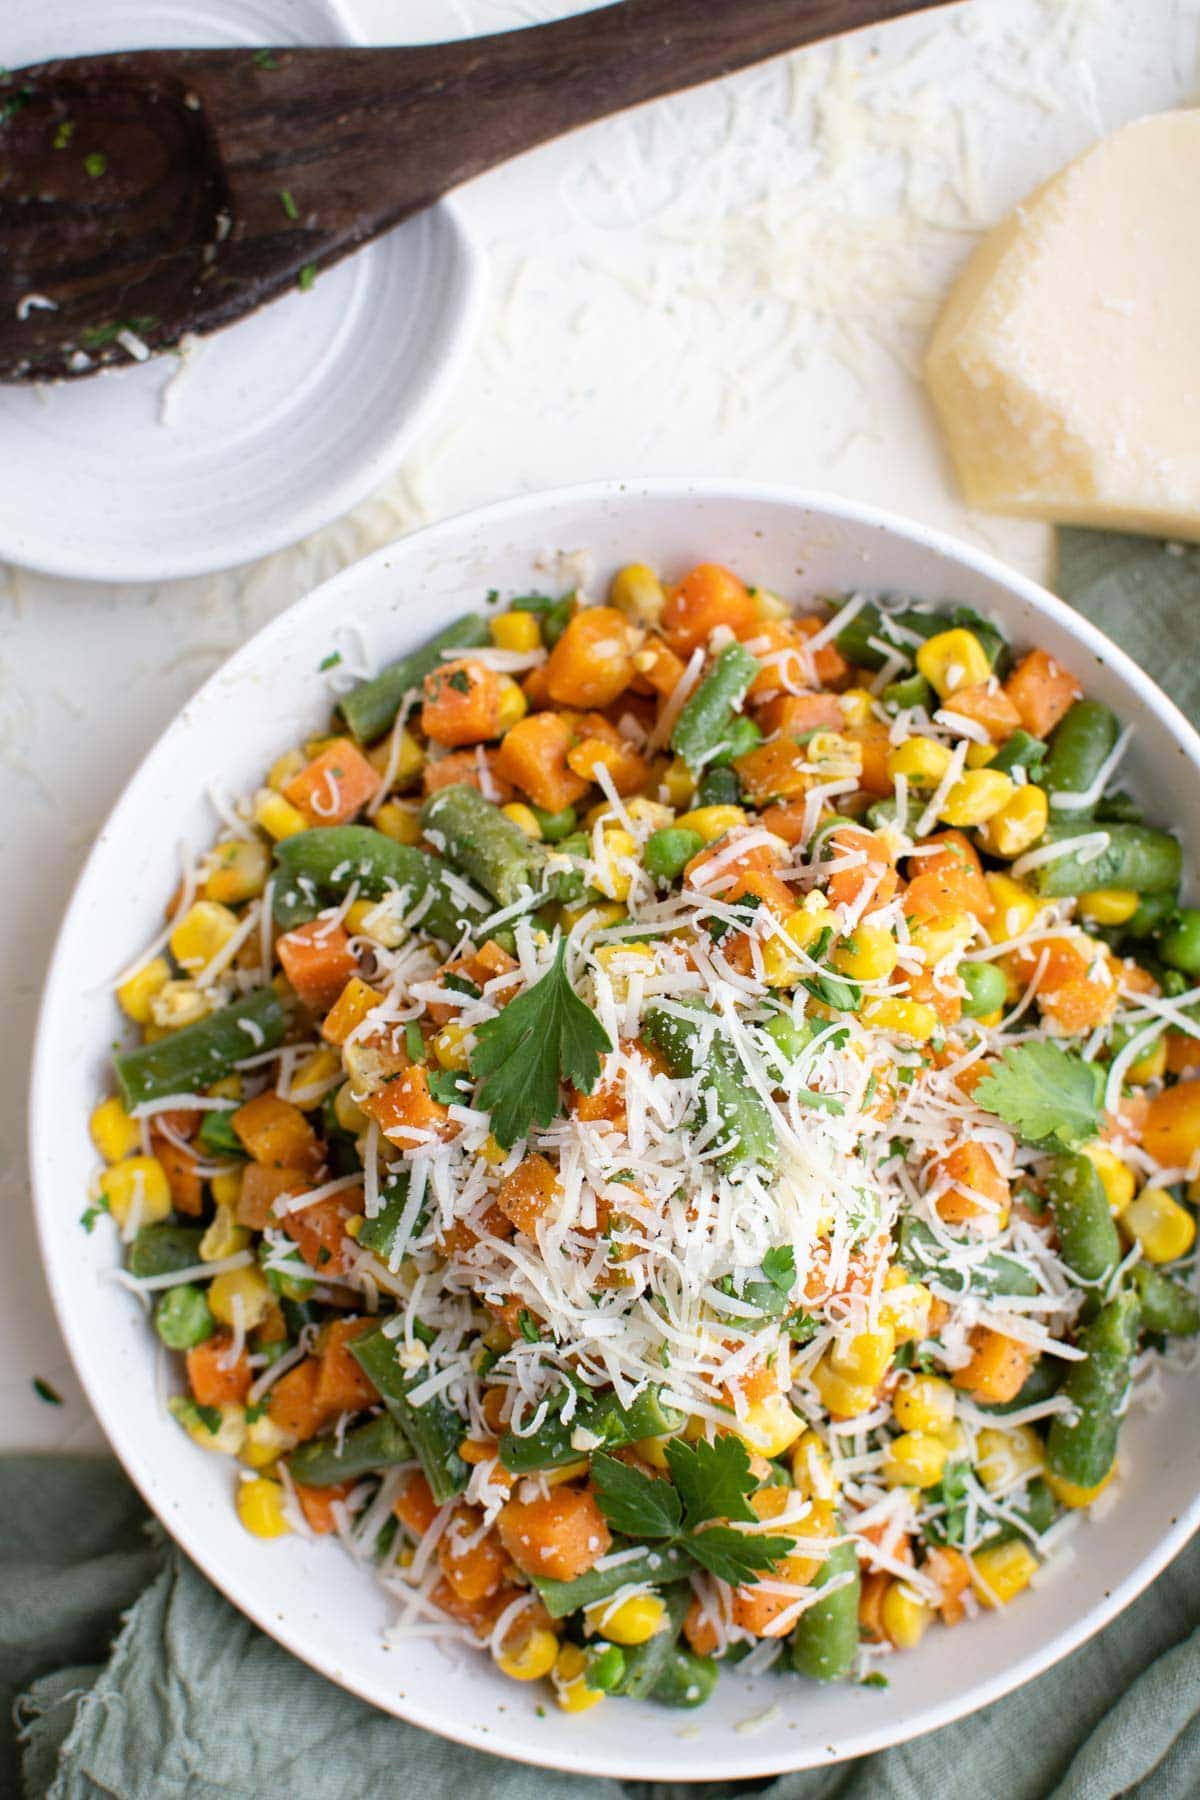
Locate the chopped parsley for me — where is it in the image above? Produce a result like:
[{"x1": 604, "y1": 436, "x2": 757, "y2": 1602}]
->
[
  {"x1": 279, "y1": 188, "x2": 298, "y2": 220},
  {"x1": 83, "y1": 151, "x2": 107, "y2": 178},
  {"x1": 33, "y1": 1377, "x2": 63, "y2": 1406},
  {"x1": 298, "y1": 263, "x2": 317, "y2": 292}
]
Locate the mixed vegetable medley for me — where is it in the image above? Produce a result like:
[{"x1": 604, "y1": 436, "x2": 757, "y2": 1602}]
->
[{"x1": 90, "y1": 560, "x2": 1200, "y2": 1710}]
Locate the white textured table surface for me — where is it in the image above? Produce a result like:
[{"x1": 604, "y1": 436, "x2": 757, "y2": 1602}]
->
[{"x1": 2, "y1": 0, "x2": 1194, "y2": 1450}]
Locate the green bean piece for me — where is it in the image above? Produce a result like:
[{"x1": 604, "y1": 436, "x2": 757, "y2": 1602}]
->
[
  {"x1": 1160, "y1": 907, "x2": 1200, "y2": 976},
  {"x1": 960, "y1": 960, "x2": 1008, "y2": 1019},
  {"x1": 1027, "y1": 823, "x2": 1182, "y2": 898},
  {"x1": 615, "y1": 1588, "x2": 690, "y2": 1700},
  {"x1": 835, "y1": 602, "x2": 1004, "y2": 674},
  {"x1": 584, "y1": 1645, "x2": 627, "y2": 1692},
  {"x1": 533, "y1": 1544, "x2": 693, "y2": 1618},
  {"x1": 1123, "y1": 890, "x2": 1178, "y2": 941},
  {"x1": 339, "y1": 614, "x2": 491, "y2": 743},
  {"x1": 650, "y1": 1647, "x2": 719, "y2": 1708},
  {"x1": 113, "y1": 988, "x2": 286, "y2": 1110},
  {"x1": 979, "y1": 1476, "x2": 1058, "y2": 1548},
  {"x1": 195, "y1": 1109, "x2": 245, "y2": 1159},
  {"x1": 355, "y1": 1179, "x2": 418, "y2": 1264},
  {"x1": 273, "y1": 824, "x2": 487, "y2": 940},
  {"x1": 762, "y1": 1010, "x2": 814, "y2": 1071},
  {"x1": 1095, "y1": 791, "x2": 1143, "y2": 824},
  {"x1": 499, "y1": 1384, "x2": 684, "y2": 1474},
  {"x1": 421, "y1": 784, "x2": 546, "y2": 910},
  {"x1": 350, "y1": 1327, "x2": 468, "y2": 1504},
  {"x1": 865, "y1": 795, "x2": 924, "y2": 834},
  {"x1": 881, "y1": 671, "x2": 933, "y2": 712},
  {"x1": 1044, "y1": 701, "x2": 1120, "y2": 815},
  {"x1": 711, "y1": 715, "x2": 763, "y2": 768},
  {"x1": 896, "y1": 1216, "x2": 1039, "y2": 1299},
  {"x1": 288, "y1": 1413, "x2": 412, "y2": 1487},
  {"x1": 530, "y1": 804, "x2": 578, "y2": 843},
  {"x1": 989, "y1": 729, "x2": 1047, "y2": 778},
  {"x1": 1046, "y1": 1154, "x2": 1121, "y2": 1286},
  {"x1": 788, "y1": 1538, "x2": 860, "y2": 1682},
  {"x1": 1046, "y1": 1289, "x2": 1141, "y2": 1492},
  {"x1": 644, "y1": 999, "x2": 778, "y2": 1170},
  {"x1": 1129, "y1": 1264, "x2": 1200, "y2": 1336},
  {"x1": 977, "y1": 1355, "x2": 1065, "y2": 1416},
  {"x1": 539, "y1": 594, "x2": 576, "y2": 648},
  {"x1": 671, "y1": 642, "x2": 761, "y2": 771},
  {"x1": 154, "y1": 1283, "x2": 215, "y2": 1350},
  {"x1": 644, "y1": 827, "x2": 705, "y2": 883},
  {"x1": 695, "y1": 765, "x2": 743, "y2": 808},
  {"x1": 128, "y1": 1225, "x2": 205, "y2": 1279}
]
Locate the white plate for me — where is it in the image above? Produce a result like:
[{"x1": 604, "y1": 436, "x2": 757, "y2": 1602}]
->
[
  {"x1": 0, "y1": 0, "x2": 483, "y2": 583},
  {"x1": 30, "y1": 481, "x2": 1200, "y2": 1782}
]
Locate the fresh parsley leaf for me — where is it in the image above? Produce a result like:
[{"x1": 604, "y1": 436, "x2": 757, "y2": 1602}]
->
[
  {"x1": 244, "y1": 1401, "x2": 266, "y2": 1423},
  {"x1": 518, "y1": 1309, "x2": 540, "y2": 1344},
  {"x1": 793, "y1": 1088, "x2": 845, "y2": 1114},
  {"x1": 802, "y1": 973, "x2": 861, "y2": 1013},
  {"x1": 924, "y1": 1459, "x2": 971, "y2": 1547},
  {"x1": 786, "y1": 1310, "x2": 820, "y2": 1345},
  {"x1": 443, "y1": 972, "x2": 482, "y2": 998},
  {"x1": 975, "y1": 1041, "x2": 1104, "y2": 1149},
  {"x1": 427, "y1": 1068, "x2": 469, "y2": 1105},
  {"x1": 860, "y1": 1671, "x2": 890, "y2": 1689},
  {"x1": 318, "y1": 650, "x2": 341, "y2": 671},
  {"x1": 665, "y1": 1434, "x2": 758, "y2": 1529},
  {"x1": 760, "y1": 1247, "x2": 795, "y2": 1294},
  {"x1": 685, "y1": 1526, "x2": 796, "y2": 1586},
  {"x1": 405, "y1": 1021, "x2": 426, "y2": 1063},
  {"x1": 471, "y1": 939, "x2": 612, "y2": 1147},
  {"x1": 591, "y1": 1452, "x2": 682, "y2": 1539},
  {"x1": 298, "y1": 263, "x2": 316, "y2": 292},
  {"x1": 279, "y1": 188, "x2": 298, "y2": 220}
]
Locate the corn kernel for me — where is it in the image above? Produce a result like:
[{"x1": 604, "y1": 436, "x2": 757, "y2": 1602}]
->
[
  {"x1": 975, "y1": 1425, "x2": 1044, "y2": 1492},
  {"x1": 496, "y1": 1624, "x2": 559, "y2": 1681},
  {"x1": 554, "y1": 1643, "x2": 604, "y2": 1713},
  {"x1": 1128, "y1": 1036, "x2": 1169, "y2": 1085},
  {"x1": 490, "y1": 610, "x2": 542, "y2": 653},
  {"x1": 838, "y1": 687, "x2": 875, "y2": 729},
  {"x1": 200, "y1": 1202, "x2": 250, "y2": 1262},
  {"x1": 734, "y1": 1393, "x2": 806, "y2": 1459},
  {"x1": 830, "y1": 1325, "x2": 895, "y2": 1387},
  {"x1": 209, "y1": 1265, "x2": 274, "y2": 1330},
  {"x1": 916, "y1": 628, "x2": 991, "y2": 698},
  {"x1": 242, "y1": 1412, "x2": 298, "y2": 1470},
  {"x1": 674, "y1": 805, "x2": 747, "y2": 844},
  {"x1": 116, "y1": 955, "x2": 171, "y2": 1024},
  {"x1": 662, "y1": 758, "x2": 695, "y2": 809},
  {"x1": 804, "y1": 731, "x2": 862, "y2": 781},
  {"x1": 255, "y1": 789, "x2": 309, "y2": 841},
  {"x1": 90, "y1": 1096, "x2": 141, "y2": 1165},
  {"x1": 880, "y1": 1274, "x2": 933, "y2": 1345},
  {"x1": 477, "y1": 1133, "x2": 507, "y2": 1168},
  {"x1": 609, "y1": 562, "x2": 665, "y2": 625},
  {"x1": 171, "y1": 900, "x2": 241, "y2": 974},
  {"x1": 625, "y1": 797, "x2": 674, "y2": 831},
  {"x1": 375, "y1": 799, "x2": 423, "y2": 845},
  {"x1": 585, "y1": 1593, "x2": 667, "y2": 1646},
  {"x1": 833, "y1": 922, "x2": 899, "y2": 983},
  {"x1": 594, "y1": 940, "x2": 656, "y2": 1004},
  {"x1": 502, "y1": 802, "x2": 542, "y2": 839},
  {"x1": 210, "y1": 1168, "x2": 243, "y2": 1211},
  {"x1": 594, "y1": 828, "x2": 638, "y2": 901},
  {"x1": 939, "y1": 768, "x2": 1014, "y2": 829},
  {"x1": 936, "y1": 1419, "x2": 971, "y2": 1460},
  {"x1": 206, "y1": 838, "x2": 271, "y2": 904},
  {"x1": 366, "y1": 726, "x2": 426, "y2": 790},
  {"x1": 268, "y1": 748, "x2": 306, "y2": 791},
  {"x1": 892, "y1": 1373, "x2": 956, "y2": 1435},
  {"x1": 150, "y1": 980, "x2": 213, "y2": 1032},
  {"x1": 970, "y1": 1539, "x2": 1039, "y2": 1607},
  {"x1": 966, "y1": 741, "x2": 998, "y2": 769},
  {"x1": 1078, "y1": 888, "x2": 1140, "y2": 926},
  {"x1": 1121, "y1": 1187, "x2": 1196, "y2": 1264},
  {"x1": 99, "y1": 1155, "x2": 172, "y2": 1230},
  {"x1": 1083, "y1": 1143, "x2": 1136, "y2": 1215},
  {"x1": 977, "y1": 785, "x2": 1049, "y2": 858},
  {"x1": 883, "y1": 1430, "x2": 948, "y2": 1489},
  {"x1": 887, "y1": 736, "x2": 953, "y2": 788},
  {"x1": 236, "y1": 1476, "x2": 292, "y2": 1539},
  {"x1": 810, "y1": 1359, "x2": 878, "y2": 1419},
  {"x1": 861, "y1": 997, "x2": 938, "y2": 1042},
  {"x1": 543, "y1": 1459, "x2": 592, "y2": 1487},
  {"x1": 1044, "y1": 1465, "x2": 1115, "y2": 1509},
  {"x1": 881, "y1": 1579, "x2": 933, "y2": 1649},
  {"x1": 632, "y1": 1433, "x2": 672, "y2": 1471},
  {"x1": 985, "y1": 872, "x2": 1041, "y2": 942},
  {"x1": 496, "y1": 676, "x2": 528, "y2": 733},
  {"x1": 791, "y1": 1429, "x2": 838, "y2": 1500},
  {"x1": 908, "y1": 910, "x2": 975, "y2": 967},
  {"x1": 433, "y1": 1020, "x2": 474, "y2": 1072}
]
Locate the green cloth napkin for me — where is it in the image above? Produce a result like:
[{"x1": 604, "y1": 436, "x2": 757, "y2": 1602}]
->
[{"x1": 10, "y1": 527, "x2": 1200, "y2": 1800}]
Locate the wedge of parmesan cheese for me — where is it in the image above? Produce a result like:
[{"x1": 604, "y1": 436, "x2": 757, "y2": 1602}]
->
[{"x1": 925, "y1": 111, "x2": 1200, "y2": 542}]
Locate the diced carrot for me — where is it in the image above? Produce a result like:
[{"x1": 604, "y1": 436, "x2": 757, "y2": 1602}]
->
[
  {"x1": 394, "y1": 1469, "x2": 438, "y2": 1537},
  {"x1": 906, "y1": 963, "x2": 964, "y2": 1029},
  {"x1": 1013, "y1": 936, "x2": 1117, "y2": 1034},
  {"x1": 1143, "y1": 1080, "x2": 1200, "y2": 1169},
  {"x1": 857, "y1": 1515, "x2": 914, "y2": 1568},
  {"x1": 277, "y1": 920, "x2": 359, "y2": 1012},
  {"x1": 421, "y1": 658, "x2": 503, "y2": 748},
  {"x1": 521, "y1": 664, "x2": 553, "y2": 710},
  {"x1": 232, "y1": 1091, "x2": 323, "y2": 1174},
  {"x1": 151, "y1": 1131, "x2": 203, "y2": 1216},
  {"x1": 1167, "y1": 1032, "x2": 1200, "y2": 1076},
  {"x1": 754, "y1": 690, "x2": 845, "y2": 734},
  {"x1": 267, "y1": 1358, "x2": 326, "y2": 1440},
  {"x1": 758, "y1": 801, "x2": 810, "y2": 845},
  {"x1": 822, "y1": 824, "x2": 898, "y2": 913},
  {"x1": 931, "y1": 1141, "x2": 1011, "y2": 1234},
  {"x1": 283, "y1": 737, "x2": 379, "y2": 826},
  {"x1": 635, "y1": 636, "x2": 687, "y2": 698},
  {"x1": 725, "y1": 867, "x2": 795, "y2": 918},
  {"x1": 314, "y1": 1317, "x2": 379, "y2": 1417},
  {"x1": 156, "y1": 1108, "x2": 200, "y2": 1139},
  {"x1": 952, "y1": 1327, "x2": 1033, "y2": 1404},
  {"x1": 566, "y1": 734, "x2": 648, "y2": 795},
  {"x1": 858, "y1": 1570, "x2": 890, "y2": 1643},
  {"x1": 430, "y1": 1578, "x2": 527, "y2": 1638},
  {"x1": 282, "y1": 1187, "x2": 364, "y2": 1276},
  {"x1": 733, "y1": 737, "x2": 812, "y2": 804},
  {"x1": 187, "y1": 1334, "x2": 253, "y2": 1407},
  {"x1": 684, "y1": 1594, "x2": 721, "y2": 1657},
  {"x1": 847, "y1": 719, "x2": 893, "y2": 796},
  {"x1": 435, "y1": 1200, "x2": 514, "y2": 1257},
  {"x1": 545, "y1": 607, "x2": 636, "y2": 708},
  {"x1": 904, "y1": 831, "x2": 993, "y2": 925},
  {"x1": 236, "y1": 1163, "x2": 312, "y2": 1229},
  {"x1": 661, "y1": 563, "x2": 758, "y2": 655},
  {"x1": 362, "y1": 1066, "x2": 454, "y2": 1148},
  {"x1": 925, "y1": 1545, "x2": 971, "y2": 1625},
  {"x1": 498, "y1": 1485, "x2": 612, "y2": 1582},
  {"x1": 744, "y1": 622, "x2": 813, "y2": 699},
  {"x1": 294, "y1": 1478, "x2": 356, "y2": 1535},
  {"x1": 496, "y1": 1153, "x2": 561, "y2": 1236},
  {"x1": 437, "y1": 1505, "x2": 508, "y2": 1603},
  {"x1": 794, "y1": 615, "x2": 852, "y2": 688},
  {"x1": 493, "y1": 712, "x2": 590, "y2": 813},
  {"x1": 321, "y1": 976, "x2": 385, "y2": 1046},
  {"x1": 684, "y1": 835, "x2": 781, "y2": 892},
  {"x1": 939, "y1": 679, "x2": 1021, "y2": 741},
  {"x1": 1003, "y1": 648, "x2": 1083, "y2": 739},
  {"x1": 421, "y1": 748, "x2": 515, "y2": 802}
]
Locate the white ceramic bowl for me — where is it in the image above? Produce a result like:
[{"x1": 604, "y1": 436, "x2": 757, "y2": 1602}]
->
[{"x1": 31, "y1": 481, "x2": 1200, "y2": 1782}]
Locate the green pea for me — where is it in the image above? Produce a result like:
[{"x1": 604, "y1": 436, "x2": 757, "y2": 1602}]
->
[
  {"x1": 695, "y1": 765, "x2": 742, "y2": 808},
  {"x1": 711, "y1": 715, "x2": 762, "y2": 766},
  {"x1": 585, "y1": 1643, "x2": 627, "y2": 1692},
  {"x1": 530, "y1": 804, "x2": 578, "y2": 843},
  {"x1": 649, "y1": 1647, "x2": 719, "y2": 1708},
  {"x1": 881, "y1": 671, "x2": 933, "y2": 712},
  {"x1": 959, "y1": 960, "x2": 1007, "y2": 1019},
  {"x1": 1160, "y1": 908, "x2": 1200, "y2": 977},
  {"x1": 154, "y1": 1283, "x2": 216, "y2": 1350},
  {"x1": 644, "y1": 827, "x2": 705, "y2": 882},
  {"x1": 1123, "y1": 890, "x2": 1178, "y2": 941}
]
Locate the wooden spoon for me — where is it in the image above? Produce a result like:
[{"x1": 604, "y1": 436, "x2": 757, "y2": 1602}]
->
[{"x1": 0, "y1": 0, "x2": 958, "y2": 384}]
